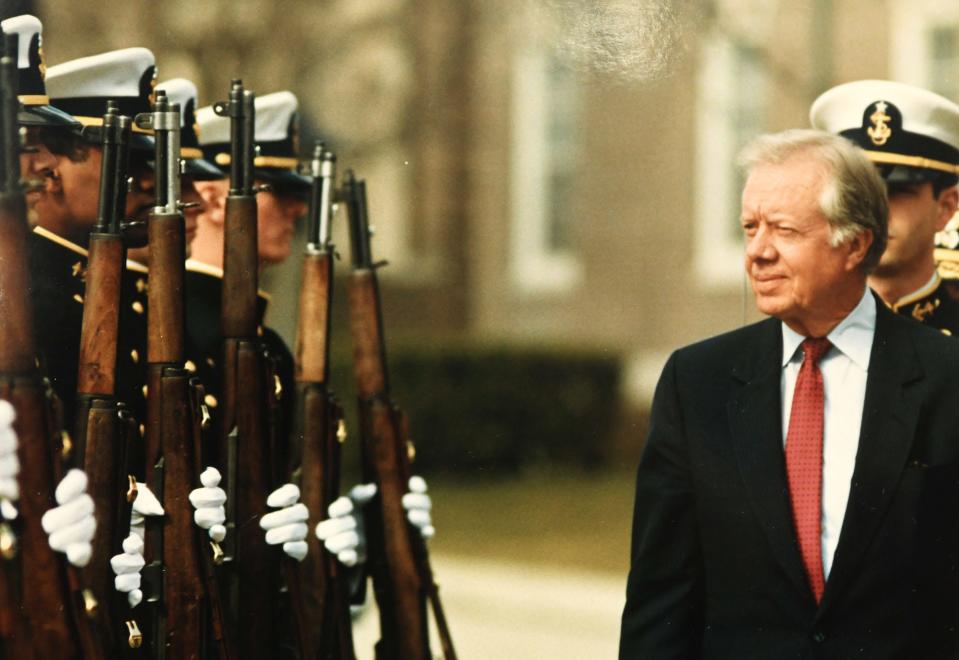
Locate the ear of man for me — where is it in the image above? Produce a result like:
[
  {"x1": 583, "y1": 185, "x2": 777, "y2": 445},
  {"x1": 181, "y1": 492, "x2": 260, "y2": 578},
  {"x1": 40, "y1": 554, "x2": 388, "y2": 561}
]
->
[
  {"x1": 194, "y1": 180, "x2": 227, "y2": 227},
  {"x1": 845, "y1": 229, "x2": 874, "y2": 272},
  {"x1": 935, "y1": 186, "x2": 959, "y2": 231}
]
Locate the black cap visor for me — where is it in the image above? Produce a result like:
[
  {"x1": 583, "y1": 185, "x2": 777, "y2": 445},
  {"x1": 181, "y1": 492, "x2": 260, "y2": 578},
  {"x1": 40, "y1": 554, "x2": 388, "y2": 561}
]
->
[
  {"x1": 256, "y1": 167, "x2": 310, "y2": 199},
  {"x1": 877, "y1": 164, "x2": 942, "y2": 185},
  {"x1": 18, "y1": 103, "x2": 81, "y2": 128},
  {"x1": 184, "y1": 156, "x2": 225, "y2": 181}
]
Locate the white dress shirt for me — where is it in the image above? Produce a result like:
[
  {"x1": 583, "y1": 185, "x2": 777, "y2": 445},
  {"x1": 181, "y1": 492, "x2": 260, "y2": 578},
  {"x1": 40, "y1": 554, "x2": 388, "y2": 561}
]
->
[{"x1": 780, "y1": 287, "x2": 875, "y2": 579}]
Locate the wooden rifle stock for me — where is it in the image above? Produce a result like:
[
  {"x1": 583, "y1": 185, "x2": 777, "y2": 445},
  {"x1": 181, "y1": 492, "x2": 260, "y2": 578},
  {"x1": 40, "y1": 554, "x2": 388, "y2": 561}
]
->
[
  {"x1": 139, "y1": 93, "x2": 229, "y2": 659},
  {"x1": 214, "y1": 80, "x2": 275, "y2": 659},
  {"x1": 286, "y1": 145, "x2": 356, "y2": 660},
  {"x1": 342, "y1": 174, "x2": 456, "y2": 660},
  {"x1": 72, "y1": 102, "x2": 141, "y2": 656},
  {"x1": 0, "y1": 35, "x2": 81, "y2": 659}
]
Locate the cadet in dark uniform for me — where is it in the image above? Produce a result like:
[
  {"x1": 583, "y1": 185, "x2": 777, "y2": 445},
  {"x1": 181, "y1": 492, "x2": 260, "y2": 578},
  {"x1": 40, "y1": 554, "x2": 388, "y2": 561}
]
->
[
  {"x1": 188, "y1": 91, "x2": 309, "y2": 446},
  {"x1": 811, "y1": 80, "x2": 959, "y2": 334},
  {"x1": 31, "y1": 47, "x2": 159, "y2": 428}
]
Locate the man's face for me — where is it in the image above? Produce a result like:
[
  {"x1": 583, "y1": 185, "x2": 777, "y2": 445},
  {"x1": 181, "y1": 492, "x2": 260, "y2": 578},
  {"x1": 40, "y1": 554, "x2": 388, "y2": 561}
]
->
[
  {"x1": 44, "y1": 145, "x2": 101, "y2": 234},
  {"x1": 126, "y1": 158, "x2": 156, "y2": 225},
  {"x1": 181, "y1": 175, "x2": 202, "y2": 248},
  {"x1": 874, "y1": 181, "x2": 957, "y2": 278},
  {"x1": 257, "y1": 183, "x2": 307, "y2": 265},
  {"x1": 20, "y1": 128, "x2": 58, "y2": 215},
  {"x1": 741, "y1": 154, "x2": 868, "y2": 330}
]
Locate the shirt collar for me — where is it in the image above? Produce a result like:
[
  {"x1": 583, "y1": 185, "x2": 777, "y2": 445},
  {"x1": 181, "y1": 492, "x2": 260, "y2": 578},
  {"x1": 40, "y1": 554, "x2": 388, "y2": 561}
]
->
[
  {"x1": 892, "y1": 271, "x2": 940, "y2": 311},
  {"x1": 781, "y1": 287, "x2": 876, "y2": 370}
]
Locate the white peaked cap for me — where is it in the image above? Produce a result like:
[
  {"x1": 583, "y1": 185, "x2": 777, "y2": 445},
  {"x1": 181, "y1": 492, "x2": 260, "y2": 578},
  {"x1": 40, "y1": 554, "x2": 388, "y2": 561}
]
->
[
  {"x1": 47, "y1": 47, "x2": 155, "y2": 101},
  {"x1": 810, "y1": 79, "x2": 959, "y2": 175},
  {"x1": 158, "y1": 78, "x2": 197, "y2": 127},
  {"x1": 812, "y1": 80, "x2": 959, "y2": 150},
  {"x1": 197, "y1": 90, "x2": 298, "y2": 145},
  {"x1": 1, "y1": 14, "x2": 40, "y2": 69}
]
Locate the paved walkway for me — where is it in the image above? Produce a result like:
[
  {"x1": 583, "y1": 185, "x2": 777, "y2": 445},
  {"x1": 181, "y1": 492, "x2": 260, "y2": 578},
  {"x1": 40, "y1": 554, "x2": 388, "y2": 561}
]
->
[{"x1": 352, "y1": 554, "x2": 625, "y2": 659}]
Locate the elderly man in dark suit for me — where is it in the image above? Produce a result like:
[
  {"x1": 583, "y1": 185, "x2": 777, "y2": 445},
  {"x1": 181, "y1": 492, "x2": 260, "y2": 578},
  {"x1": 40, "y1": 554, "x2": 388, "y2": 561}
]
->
[{"x1": 620, "y1": 128, "x2": 959, "y2": 659}]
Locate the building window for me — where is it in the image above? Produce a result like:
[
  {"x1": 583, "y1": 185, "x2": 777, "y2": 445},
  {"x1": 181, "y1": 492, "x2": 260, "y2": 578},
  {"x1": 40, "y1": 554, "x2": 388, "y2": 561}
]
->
[
  {"x1": 928, "y1": 26, "x2": 959, "y2": 100},
  {"x1": 510, "y1": 47, "x2": 583, "y2": 294},
  {"x1": 693, "y1": 31, "x2": 768, "y2": 287},
  {"x1": 891, "y1": 2, "x2": 959, "y2": 92}
]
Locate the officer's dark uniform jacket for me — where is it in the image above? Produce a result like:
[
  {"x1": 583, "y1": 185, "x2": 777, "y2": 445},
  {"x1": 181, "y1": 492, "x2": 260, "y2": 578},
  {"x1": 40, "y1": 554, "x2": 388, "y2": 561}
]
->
[
  {"x1": 28, "y1": 226, "x2": 149, "y2": 435},
  {"x1": 888, "y1": 273, "x2": 959, "y2": 337},
  {"x1": 183, "y1": 259, "x2": 295, "y2": 459}
]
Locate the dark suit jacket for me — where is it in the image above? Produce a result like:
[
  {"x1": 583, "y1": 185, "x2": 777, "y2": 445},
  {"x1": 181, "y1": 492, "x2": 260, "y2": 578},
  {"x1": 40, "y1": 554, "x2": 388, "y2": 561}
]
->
[{"x1": 620, "y1": 300, "x2": 959, "y2": 660}]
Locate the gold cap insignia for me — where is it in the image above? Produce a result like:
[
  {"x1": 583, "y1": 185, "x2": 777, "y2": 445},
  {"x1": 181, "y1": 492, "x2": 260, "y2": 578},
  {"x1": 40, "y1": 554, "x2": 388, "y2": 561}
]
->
[{"x1": 867, "y1": 100, "x2": 892, "y2": 146}]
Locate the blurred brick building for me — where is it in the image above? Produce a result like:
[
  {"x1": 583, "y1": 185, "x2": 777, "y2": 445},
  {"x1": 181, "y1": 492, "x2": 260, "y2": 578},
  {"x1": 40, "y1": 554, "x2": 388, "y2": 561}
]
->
[{"x1": 27, "y1": 0, "x2": 959, "y2": 409}]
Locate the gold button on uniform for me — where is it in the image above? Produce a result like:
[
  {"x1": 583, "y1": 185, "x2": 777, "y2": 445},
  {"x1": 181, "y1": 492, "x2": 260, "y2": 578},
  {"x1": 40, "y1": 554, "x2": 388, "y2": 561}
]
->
[
  {"x1": 136, "y1": 278, "x2": 147, "y2": 293},
  {"x1": 73, "y1": 293, "x2": 84, "y2": 304},
  {"x1": 130, "y1": 349, "x2": 139, "y2": 363},
  {"x1": 184, "y1": 360, "x2": 196, "y2": 373},
  {"x1": 204, "y1": 394, "x2": 218, "y2": 408},
  {"x1": 132, "y1": 301, "x2": 144, "y2": 314}
]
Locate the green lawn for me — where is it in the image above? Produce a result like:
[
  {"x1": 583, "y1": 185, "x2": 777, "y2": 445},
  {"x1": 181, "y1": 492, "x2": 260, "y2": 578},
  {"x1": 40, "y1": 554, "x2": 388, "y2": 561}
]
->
[{"x1": 427, "y1": 468, "x2": 636, "y2": 576}]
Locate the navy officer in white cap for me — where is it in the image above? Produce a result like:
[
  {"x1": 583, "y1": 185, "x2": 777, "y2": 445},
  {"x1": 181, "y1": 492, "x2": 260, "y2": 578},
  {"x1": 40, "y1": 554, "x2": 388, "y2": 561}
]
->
[
  {"x1": 29, "y1": 47, "x2": 158, "y2": 436},
  {"x1": 185, "y1": 90, "x2": 309, "y2": 445},
  {"x1": 0, "y1": 15, "x2": 79, "y2": 220},
  {"x1": 811, "y1": 80, "x2": 959, "y2": 334},
  {"x1": 125, "y1": 77, "x2": 224, "y2": 269}
]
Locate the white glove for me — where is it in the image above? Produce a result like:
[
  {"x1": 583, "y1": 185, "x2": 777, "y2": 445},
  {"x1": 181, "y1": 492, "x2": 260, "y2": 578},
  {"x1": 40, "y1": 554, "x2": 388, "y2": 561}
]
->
[
  {"x1": 129, "y1": 480, "x2": 165, "y2": 540},
  {"x1": 260, "y1": 483, "x2": 309, "y2": 561},
  {"x1": 41, "y1": 469, "x2": 96, "y2": 567},
  {"x1": 0, "y1": 400, "x2": 19, "y2": 520},
  {"x1": 315, "y1": 483, "x2": 376, "y2": 567},
  {"x1": 403, "y1": 475, "x2": 435, "y2": 540},
  {"x1": 110, "y1": 533, "x2": 146, "y2": 607},
  {"x1": 188, "y1": 467, "x2": 226, "y2": 542}
]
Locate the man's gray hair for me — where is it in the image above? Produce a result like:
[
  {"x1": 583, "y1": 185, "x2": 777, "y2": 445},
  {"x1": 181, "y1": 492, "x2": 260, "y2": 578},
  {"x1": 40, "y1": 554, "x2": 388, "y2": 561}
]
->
[{"x1": 738, "y1": 128, "x2": 888, "y2": 273}]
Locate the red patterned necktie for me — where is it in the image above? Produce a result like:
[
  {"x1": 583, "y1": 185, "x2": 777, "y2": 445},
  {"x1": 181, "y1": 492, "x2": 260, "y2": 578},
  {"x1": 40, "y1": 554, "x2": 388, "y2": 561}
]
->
[{"x1": 785, "y1": 336, "x2": 831, "y2": 603}]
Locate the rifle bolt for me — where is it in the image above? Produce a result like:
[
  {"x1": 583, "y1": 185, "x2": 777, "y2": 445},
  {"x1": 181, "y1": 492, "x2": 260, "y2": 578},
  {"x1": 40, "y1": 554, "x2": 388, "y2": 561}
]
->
[
  {"x1": 200, "y1": 404, "x2": 212, "y2": 430},
  {"x1": 126, "y1": 620, "x2": 143, "y2": 648},
  {"x1": 82, "y1": 589, "x2": 98, "y2": 615},
  {"x1": 0, "y1": 523, "x2": 17, "y2": 559}
]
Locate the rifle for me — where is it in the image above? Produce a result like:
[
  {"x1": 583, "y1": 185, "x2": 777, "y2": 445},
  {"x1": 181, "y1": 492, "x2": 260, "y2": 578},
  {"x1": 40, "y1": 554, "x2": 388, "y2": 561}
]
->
[
  {"x1": 286, "y1": 143, "x2": 355, "y2": 659},
  {"x1": 212, "y1": 79, "x2": 276, "y2": 658},
  {"x1": 137, "y1": 91, "x2": 230, "y2": 660},
  {"x1": 341, "y1": 172, "x2": 457, "y2": 660},
  {"x1": 70, "y1": 100, "x2": 144, "y2": 656},
  {"x1": 0, "y1": 32, "x2": 81, "y2": 660}
]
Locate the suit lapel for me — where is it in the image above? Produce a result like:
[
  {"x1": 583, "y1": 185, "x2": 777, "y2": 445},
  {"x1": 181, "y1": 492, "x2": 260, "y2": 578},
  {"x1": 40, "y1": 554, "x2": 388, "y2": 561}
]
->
[
  {"x1": 816, "y1": 302, "x2": 923, "y2": 618},
  {"x1": 727, "y1": 319, "x2": 813, "y2": 601}
]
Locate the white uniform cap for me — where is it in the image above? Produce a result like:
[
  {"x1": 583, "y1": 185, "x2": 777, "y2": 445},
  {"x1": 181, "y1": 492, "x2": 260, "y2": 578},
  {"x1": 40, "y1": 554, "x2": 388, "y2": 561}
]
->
[
  {"x1": 1, "y1": 14, "x2": 39, "y2": 69},
  {"x1": 810, "y1": 79, "x2": 959, "y2": 177},
  {"x1": 197, "y1": 90, "x2": 307, "y2": 188},
  {"x1": 197, "y1": 90, "x2": 298, "y2": 147},
  {"x1": 157, "y1": 78, "x2": 197, "y2": 129},
  {"x1": 47, "y1": 48, "x2": 155, "y2": 105}
]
